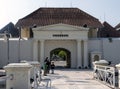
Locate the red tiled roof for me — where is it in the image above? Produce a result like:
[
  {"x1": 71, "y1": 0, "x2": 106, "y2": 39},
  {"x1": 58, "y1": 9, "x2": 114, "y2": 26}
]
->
[
  {"x1": 15, "y1": 8, "x2": 103, "y2": 28},
  {"x1": 103, "y1": 21, "x2": 115, "y2": 31},
  {"x1": 98, "y1": 21, "x2": 120, "y2": 37},
  {"x1": 115, "y1": 23, "x2": 120, "y2": 29}
]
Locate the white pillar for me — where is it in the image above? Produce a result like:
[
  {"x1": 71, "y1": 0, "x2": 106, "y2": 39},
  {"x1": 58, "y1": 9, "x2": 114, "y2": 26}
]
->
[
  {"x1": 27, "y1": 61, "x2": 40, "y2": 88},
  {"x1": 21, "y1": 61, "x2": 40, "y2": 79},
  {"x1": 83, "y1": 40, "x2": 88, "y2": 68},
  {"x1": 77, "y1": 40, "x2": 82, "y2": 68},
  {"x1": 33, "y1": 39, "x2": 38, "y2": 61},
  {"x1": 4, "y1": 63, "x2": 32, "y2": 89},
  {"x1": 40, "y1": 40, "x2": 45, "y2": 67}
]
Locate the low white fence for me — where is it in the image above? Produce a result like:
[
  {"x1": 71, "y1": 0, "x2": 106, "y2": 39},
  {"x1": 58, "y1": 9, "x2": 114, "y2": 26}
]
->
[
  {"x1": 0, "y1": 74, "x2": 13, "y2": 81},
  {"x1": 0, "y1": 74, "x2": 13, "y2": 89},
  {"x1": 93, "y1": 65, "x2": 119, "y2": 89}
]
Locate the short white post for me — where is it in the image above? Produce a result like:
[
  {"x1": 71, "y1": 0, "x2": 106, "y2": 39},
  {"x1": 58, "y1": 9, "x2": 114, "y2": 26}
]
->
[
  {"x1": 21, "y1": 61, "x2": 41, "y2": 88},
  {"x1": 21, "y1": 61, "x2": 40, "y2": 79},
  {"x1": 27, "y1": 61, "x2": 40, "y2": 88},
  {"x1": 4, "y1": 63, "x2": 32, "y2": 89},
  {"x1": 115, "y1": 64, "x2": 120, "y2": 88},
  {"x1": 113, "y1": 67, "x2": 119, "y2": 88}
]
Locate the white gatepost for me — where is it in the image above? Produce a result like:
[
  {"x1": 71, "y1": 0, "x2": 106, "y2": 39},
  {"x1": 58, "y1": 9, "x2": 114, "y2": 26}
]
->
[
  {"x1": 83, "y1": 40, "x2": 88, "y2": 68},
  {"x1": 4, "y1": 63, "x2": 32, "y2": 89},
  {"x1": 29, "y1": 61, "x2": 40, "y2": 88},
  {"x1": 23, "y1": 61, "x2": 41, "y2": 89},
  {"x1": 77, "y1": 40, "x2": 82, "y2": 68},
  {"x1": 40, "y1": 40, "x2": 45, "y2": 67},
  {"x1": 21, "y1": 61, "x2": 40, "y2": 79}
]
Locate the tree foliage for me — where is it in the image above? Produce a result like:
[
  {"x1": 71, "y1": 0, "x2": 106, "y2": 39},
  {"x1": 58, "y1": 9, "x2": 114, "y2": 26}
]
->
[{"x1": 58, "y1": 50, "x2": 67, "y2": 59}]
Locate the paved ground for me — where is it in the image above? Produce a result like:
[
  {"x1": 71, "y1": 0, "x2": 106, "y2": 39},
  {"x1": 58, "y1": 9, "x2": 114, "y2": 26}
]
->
[
  {"x1": 43, "y1": 69, "x2": 111, "y2": 89},
  {"x1": 0, "y1": 69, "x2": 111, "y2": 89},
  {"x1": 53, "y1": 61, "x2": 66, "y2": 67}
]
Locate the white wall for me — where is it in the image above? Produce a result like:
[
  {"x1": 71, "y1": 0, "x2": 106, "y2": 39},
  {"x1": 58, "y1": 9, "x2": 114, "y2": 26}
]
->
[
  {"x1": 103, "y1": 39, "x2": 120, "y2": 64},
  {"x1": 89, "y1": 38, "x2": 120, "y2": 65},
  {"x1": 20, "y1": 39, "x2": 33, "y2": 61},
  {"x1": 0, "y1": 39, "x2": 8, "y2": 67},
  {"x1": 88, "y1": 39, "x2": 101, "y2": 52},
  {"x1": 1, "y1": 38, "x2": 120, "y2": 68},
  {"x1": 0, "y1": 38, "x2": 33, "y2": 68}
]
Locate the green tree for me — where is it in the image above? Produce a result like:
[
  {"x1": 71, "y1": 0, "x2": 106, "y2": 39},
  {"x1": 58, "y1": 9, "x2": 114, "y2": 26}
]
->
[{"x1": 58, "y1": 50, "x2": 67, "y2": 60}]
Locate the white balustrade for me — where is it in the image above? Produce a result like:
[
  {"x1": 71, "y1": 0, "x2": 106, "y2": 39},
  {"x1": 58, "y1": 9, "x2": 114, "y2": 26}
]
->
[
  {"x1": 93, "y1": 60, "x2": 119, "y2": 89},
  {"x1": 0, "y1": 61, "x2": 52, "y2": 89}
]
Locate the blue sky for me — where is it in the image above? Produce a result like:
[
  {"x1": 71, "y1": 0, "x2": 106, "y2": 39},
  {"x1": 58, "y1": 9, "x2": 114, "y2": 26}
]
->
[{"x1": 0, "y1": 0, "x2": 120, "y2": 29}]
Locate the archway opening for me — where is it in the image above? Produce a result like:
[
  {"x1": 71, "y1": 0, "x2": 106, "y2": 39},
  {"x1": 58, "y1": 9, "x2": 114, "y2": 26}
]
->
[{"x1": 50, "y1": 48, "x2": 71, "y2": 68}]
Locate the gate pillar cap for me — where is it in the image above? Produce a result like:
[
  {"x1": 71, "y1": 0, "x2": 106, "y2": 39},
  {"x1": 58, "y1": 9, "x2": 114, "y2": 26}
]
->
[
  {"x1": 21, "y1": 61, "x2": 40, "y2": 67},
  {"x1": 116, "y1": 64, "x2": 120, "y2": 68},
  {"x1": 94, "y1": 60, "x2": 108, "y2": 65},
  {"x1": 4, "y1": 63, "x2": 32, "y2": 70}
]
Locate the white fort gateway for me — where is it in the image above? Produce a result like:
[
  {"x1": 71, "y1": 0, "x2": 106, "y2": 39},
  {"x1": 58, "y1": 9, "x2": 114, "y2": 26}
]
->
[
  {"x1": 0, "y1": 8, "x2": 120, "y2": 68},
  {"x1": 32, "y1": 23, "x2": 89, "y2": 68}
]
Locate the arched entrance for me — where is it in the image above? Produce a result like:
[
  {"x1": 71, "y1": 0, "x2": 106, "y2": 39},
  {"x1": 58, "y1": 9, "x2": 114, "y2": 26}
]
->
[{"x1": 50, "y1": 48, "x2": 71, "y2": 68}]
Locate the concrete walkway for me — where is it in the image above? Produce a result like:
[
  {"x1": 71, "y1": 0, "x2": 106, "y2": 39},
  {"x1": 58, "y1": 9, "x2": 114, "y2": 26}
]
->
[
  {"x1": 0, "y1": 69, "x2": 111, "y2": 89},
  {"x1": 43, "y1": 69, "x2": 111, "y2": 89}
]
